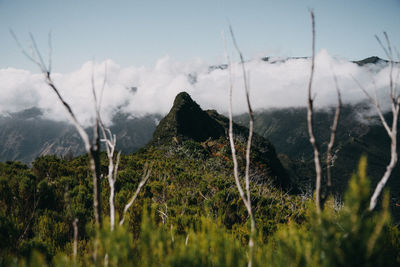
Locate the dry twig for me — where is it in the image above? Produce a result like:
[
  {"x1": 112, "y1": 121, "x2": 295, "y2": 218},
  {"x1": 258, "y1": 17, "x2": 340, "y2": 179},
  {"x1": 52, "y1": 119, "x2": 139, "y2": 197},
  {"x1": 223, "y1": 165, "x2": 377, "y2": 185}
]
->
[
  {"x1": 224, "y1": 26, "x2": 256, "y2": 267},
  {"x1": 354, "y1": 32, "x2": 400, "y2": 211}
]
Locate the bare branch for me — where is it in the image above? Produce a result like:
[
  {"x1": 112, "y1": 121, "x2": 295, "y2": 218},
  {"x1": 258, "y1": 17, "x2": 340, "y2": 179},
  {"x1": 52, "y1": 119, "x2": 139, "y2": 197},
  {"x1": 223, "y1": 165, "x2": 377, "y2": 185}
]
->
[
  {"x1": 120, "y1": 166, "x2": 151, "y2": 226},
  {"x1": 223, "y1": 31, "x2": 247, "y2": 209},
  {"x1": 29, "y1": 33, "x2": 47, "y2": 73},
  {"x1": 223, "y1": 31, "x2": 245, "y2": 204},
  {"x1": 393, "y1": 47, "x2": 400, "y2": 96},
  {"x1": 306, "y1": 10, "x2": 323, "y2": 213},
  {"x1": 351, "y1": 75, "x2": 392, "y2": 136},
  {"x1": 10, "y1": 30, "x2": 45, "y2": 73},
  {"x1": 225, "y1": 27, "x2": 255, "y2": 267},
  {"x1": 73, "y1": 218, "x2": 78, "y2": 262},
  {"x1": 375, "y1": 34, "x2": 390, "y2": 60},
  {"x1": 97, "y1": 86, "x2": 121, "y2": 231},
  {"x1": 48, "y1": 31, "x2": 52, "y2": 74},
  {"x1": 114, "y1": 151, "x2": 121, "y2": 180},
  {"x1": 11, "y1": 32, "x2": 103, "y2": 229},
  {"x1": 326, "y1": 72, "x2": 342, "y2": 188},
  {"x1": 98, "y1": 62, "x2": 108, "y2": 112},
  {"x1": 229, "y1": 26, "x2": 254, "y2": 209},
  {"x1": 369, "y1": 33, "x2": 399, "y2": 211}
]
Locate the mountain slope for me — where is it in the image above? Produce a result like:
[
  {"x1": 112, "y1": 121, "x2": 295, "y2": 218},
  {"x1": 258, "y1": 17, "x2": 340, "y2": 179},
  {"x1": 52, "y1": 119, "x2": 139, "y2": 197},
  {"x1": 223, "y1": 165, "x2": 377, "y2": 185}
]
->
[{"x1": 146, "y1": 92, "x2": 293, "y2": 191}]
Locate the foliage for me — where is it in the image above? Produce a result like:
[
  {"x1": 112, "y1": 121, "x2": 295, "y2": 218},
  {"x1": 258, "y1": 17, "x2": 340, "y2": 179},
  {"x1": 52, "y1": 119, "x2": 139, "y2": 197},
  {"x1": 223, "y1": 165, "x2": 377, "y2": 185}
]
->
[
  {"x1": 265, "y1": 157, "x2": 400, "y2": 266},
  {"x1": 0, "y1": 138, "x2": 399, "y2": 266}
]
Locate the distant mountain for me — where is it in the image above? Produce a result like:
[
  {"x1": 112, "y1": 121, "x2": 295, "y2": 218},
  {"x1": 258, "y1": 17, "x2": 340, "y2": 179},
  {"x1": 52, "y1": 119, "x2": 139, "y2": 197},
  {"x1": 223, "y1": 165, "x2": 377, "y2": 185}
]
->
[
  {"x1": 0, "y1": 108, "x2": 161, "y2": 163},
  {"x1": 352, "y1": 56, "x2": 388, "y2": 66}
]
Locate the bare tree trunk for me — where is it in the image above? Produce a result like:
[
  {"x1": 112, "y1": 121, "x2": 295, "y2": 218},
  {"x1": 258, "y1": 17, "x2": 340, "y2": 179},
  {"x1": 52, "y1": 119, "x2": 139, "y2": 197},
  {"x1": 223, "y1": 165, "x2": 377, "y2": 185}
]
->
[
  {"x1": 73, "y1": 218, "x2": 79, "y2": 262},
  {"x1": 106, "y1": 149, "x2": 120, "y2": 231},
  {"x1": 90, "y1": 127, "x2": 102, "y2": 229},
  {"x1": 109, "y1": 179, "x2": 116, "y2": 231},
  {"x1": 99, "y1": 122, "x2": 121, "y2": 231}
]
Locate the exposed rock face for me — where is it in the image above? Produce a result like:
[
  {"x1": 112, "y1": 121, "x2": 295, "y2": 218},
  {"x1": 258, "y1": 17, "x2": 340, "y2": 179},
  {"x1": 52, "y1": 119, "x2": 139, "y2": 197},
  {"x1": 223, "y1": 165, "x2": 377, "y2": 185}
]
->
[{"x1": 150, "y1": 92, "x2": 225, "y2": 145}]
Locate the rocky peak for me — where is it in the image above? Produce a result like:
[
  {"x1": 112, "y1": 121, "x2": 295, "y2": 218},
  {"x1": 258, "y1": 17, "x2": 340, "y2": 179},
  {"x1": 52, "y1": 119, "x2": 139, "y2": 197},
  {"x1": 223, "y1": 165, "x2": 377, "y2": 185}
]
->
[{"x1": 149, "y1": 92, "x2": 225, "y2": 145}]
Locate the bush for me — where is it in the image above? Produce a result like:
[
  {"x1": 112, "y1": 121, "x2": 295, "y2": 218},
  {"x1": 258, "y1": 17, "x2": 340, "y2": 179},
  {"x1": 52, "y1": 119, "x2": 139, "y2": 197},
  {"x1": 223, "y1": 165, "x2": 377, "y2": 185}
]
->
[{"x1": 265, "y1": 157, "x2": 400, "y2": 267}]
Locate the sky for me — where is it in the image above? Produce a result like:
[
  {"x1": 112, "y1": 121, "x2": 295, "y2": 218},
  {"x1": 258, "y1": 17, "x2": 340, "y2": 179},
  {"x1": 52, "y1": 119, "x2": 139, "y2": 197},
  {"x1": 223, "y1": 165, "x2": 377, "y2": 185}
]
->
[
  {"x1": 1, "y1": 0, "x2": 399, "y2": 72},
  {"x1": 0, "y1": 0, "x2": 399, "y2": 125}
]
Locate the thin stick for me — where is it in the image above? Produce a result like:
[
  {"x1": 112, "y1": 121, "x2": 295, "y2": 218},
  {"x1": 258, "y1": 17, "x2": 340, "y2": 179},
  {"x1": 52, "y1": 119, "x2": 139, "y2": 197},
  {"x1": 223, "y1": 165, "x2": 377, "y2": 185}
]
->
[
  {"x1": 120, "y1": 166, "x2": 151, "y2": 226},
  {"x1": 225, "y1": 27, "x2": 255, "y2": 267},
  {"x1": 73, "y1": 218, "x2": 79, "y2": 262},
  {"x1": 368, "y1": 33, "x2": 399, "y2": 211},
  {"x1": 326, "y1": 72, "x2": 342, "y2": 189},
  {"x1": 354, "y1": 33, "x2": 399, "y2": 210},
  {"x1": 306, "y1": 10, "x2": 323, "y2": 213},
  {"x1": 11, "y1": 32, "x2": 103, "y2": 230}
]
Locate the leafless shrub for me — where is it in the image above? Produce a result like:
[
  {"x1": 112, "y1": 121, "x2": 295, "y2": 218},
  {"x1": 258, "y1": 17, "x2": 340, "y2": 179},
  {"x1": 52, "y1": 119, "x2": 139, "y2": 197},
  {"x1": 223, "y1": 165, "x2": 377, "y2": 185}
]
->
[
  {"x1": 11, "y1": 30, "x2": 103, "y2": 228},
  {"x1": 353, "y1": 32, "x2": 400, "y2": 211},
  {"x1": 306, "y1": 11, "x2": 342, "y2": 213}
]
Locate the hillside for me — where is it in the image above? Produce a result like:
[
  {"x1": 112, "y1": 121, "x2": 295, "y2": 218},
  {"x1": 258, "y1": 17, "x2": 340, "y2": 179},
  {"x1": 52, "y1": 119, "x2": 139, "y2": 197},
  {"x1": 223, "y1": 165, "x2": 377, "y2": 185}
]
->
[
  {"x1": 147, "y1": 92, "x2": 292, "y2": 191},
  {"x1": 235, "y1": 103, "x2": 400, "y2": 221}
]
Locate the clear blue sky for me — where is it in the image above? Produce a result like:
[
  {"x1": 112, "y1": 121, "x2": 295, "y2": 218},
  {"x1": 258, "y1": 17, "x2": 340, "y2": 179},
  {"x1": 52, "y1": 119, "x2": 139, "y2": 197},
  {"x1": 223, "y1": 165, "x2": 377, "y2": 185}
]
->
[{"x1": 1, "y1": 0, "x2": 399, "y2": 72}]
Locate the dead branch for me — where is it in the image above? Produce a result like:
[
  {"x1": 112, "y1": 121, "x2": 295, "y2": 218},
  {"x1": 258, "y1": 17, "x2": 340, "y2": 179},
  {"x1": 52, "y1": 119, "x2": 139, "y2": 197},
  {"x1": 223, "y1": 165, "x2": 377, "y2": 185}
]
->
[
  {"x1": 306, "y1": 11, "x2": 323, "y2": 213},
  {"x1": 351, "y1": 75, "x2": 391, "y2": 135},
  {"x1": 90, "y1": 62, "x2": 122, "y2": 232},
  {"x1": 73, "y1": 218, "x2": 79, "y2": 262},
  {"x1": 307, "y1": 11, "x2": 342, "y2": 212},
  {"x1": 355, "y1": 32, "x2": 400, "y2": 211},
  {"x1": 327, "y1": 73, "x2": 342, "y2": 189},
  {"x1": 100, "y1": 123, "x2": 121, "y2": 231},
  {"x1": 11, "y1": 32, "x2": 103, "y2": 228},
  {"x1": 225, "y1": 26, "x2": 255, "y2": 267},
  {"x1": 119, "y1": 166, "x2": 151, "y2": 226}
]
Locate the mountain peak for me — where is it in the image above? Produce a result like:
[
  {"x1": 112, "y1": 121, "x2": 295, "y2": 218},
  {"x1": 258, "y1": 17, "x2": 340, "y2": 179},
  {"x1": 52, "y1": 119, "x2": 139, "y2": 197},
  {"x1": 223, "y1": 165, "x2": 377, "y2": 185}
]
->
[
  {"x1": 173, "y1": 91, "x2": 193, "y2": 106},
  {"x1": 353, "y1": 56, "x2": 388, "y2": 66},
  {"x1": 149, "y1": 92, "x2": 225, "y2": 145}
]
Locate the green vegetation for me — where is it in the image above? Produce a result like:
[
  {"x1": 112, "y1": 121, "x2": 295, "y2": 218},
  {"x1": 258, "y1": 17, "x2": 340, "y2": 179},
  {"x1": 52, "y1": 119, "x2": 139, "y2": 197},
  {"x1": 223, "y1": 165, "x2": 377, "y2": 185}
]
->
[
  {"x1": 1, "y1": 148, "x2": 399, "y2": 266},
  {"x1": 1, "y1": 94, "x2": 399, "y2": 266}
]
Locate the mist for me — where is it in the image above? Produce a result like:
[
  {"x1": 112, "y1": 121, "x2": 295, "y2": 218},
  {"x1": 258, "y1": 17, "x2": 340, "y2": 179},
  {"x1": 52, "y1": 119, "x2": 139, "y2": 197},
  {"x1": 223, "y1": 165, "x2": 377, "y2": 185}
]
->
[{"x1": 0, "y1": 50, "x2": 396, "y2": 127}]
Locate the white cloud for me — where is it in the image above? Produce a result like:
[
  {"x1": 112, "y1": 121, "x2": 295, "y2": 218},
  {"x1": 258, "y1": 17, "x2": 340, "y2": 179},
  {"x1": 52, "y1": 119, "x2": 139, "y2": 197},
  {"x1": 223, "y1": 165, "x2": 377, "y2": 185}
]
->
[{"x1": 0, "y1": 51, "x2": 397, "y2": 126}]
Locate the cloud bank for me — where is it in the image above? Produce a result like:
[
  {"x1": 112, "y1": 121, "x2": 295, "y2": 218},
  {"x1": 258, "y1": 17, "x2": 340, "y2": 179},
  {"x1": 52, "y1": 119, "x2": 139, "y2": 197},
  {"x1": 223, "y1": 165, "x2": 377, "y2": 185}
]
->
[{"x1": 0, "y1": 50, "x2": 397, "y2": 126}]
